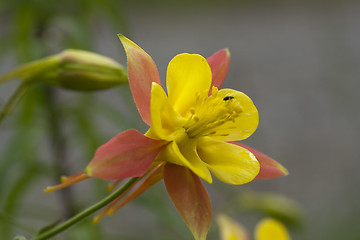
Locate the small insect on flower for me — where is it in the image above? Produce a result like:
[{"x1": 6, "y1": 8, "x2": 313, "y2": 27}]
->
[{"x1": 223, "y1": 96, "x2": 235, "y2": 101}]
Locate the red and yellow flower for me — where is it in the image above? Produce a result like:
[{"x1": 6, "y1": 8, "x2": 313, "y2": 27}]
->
[{"x1": 45, "y1": 36, "x2": 288, "y2": 240}]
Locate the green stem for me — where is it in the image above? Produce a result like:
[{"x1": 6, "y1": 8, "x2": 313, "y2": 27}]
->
[
  {"x1": 0, "y1": 81, "x2": 29, "y2": 124},
  {"x1": 32, "y1": 177, "x2": 138, "y2": 240}
]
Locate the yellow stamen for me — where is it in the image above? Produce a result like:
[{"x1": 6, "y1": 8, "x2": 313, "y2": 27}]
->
[{"x1": 183, "y1": 87, "x2": 243, "y2": 138}]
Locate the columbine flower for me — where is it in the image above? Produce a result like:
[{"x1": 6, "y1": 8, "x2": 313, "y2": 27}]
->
[
  {"x1": 45, "y1": 36, "x2": 288, "y2": 240},
  {"x1": 217, "y1": 214, "x2": 291, "y2": 240}
]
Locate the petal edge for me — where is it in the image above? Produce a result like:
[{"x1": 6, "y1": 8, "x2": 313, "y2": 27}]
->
[
  {"x1": 233, "y1": 143, "x2": 289, "y2": 179},
  {"x1": 119, "y1": 35, "x2": 161, "y2": 125}
]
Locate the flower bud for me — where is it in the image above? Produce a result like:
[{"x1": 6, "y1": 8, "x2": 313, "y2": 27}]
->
[
  {"x1": 0, "y1": 49, "x2": 128, "y2": 91},
  {"x1": 39, "y1": 49, "x2": 127, "y2": 91}
]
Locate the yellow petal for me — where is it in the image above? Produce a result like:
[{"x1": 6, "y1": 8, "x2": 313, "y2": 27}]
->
[
  {"x1": 197, "y1": 137, "x2": 259, "y2": 185},
  {"x1": 210, "y1": 88, "x2": 259, "y2": 141},
  {"x1": 145, "y1": 82, "x2": 185, "y2": 141},
  {"x1": 217, "y1": 214, "x2": 249, "y2": 240},
  {"x1": 255, "y1": 218, "x2": 291, "y2": 240},
  {"x1": 166, "y1": 53, "x2": 212, "y2": 117},
  {"x1": 156, "y1": 139, "x2": 212, "y2": 183}
]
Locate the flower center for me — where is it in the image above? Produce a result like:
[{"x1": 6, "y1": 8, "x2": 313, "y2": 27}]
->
[{"x1": 183, "y1": 87, "x2": 243, "y2": 138}]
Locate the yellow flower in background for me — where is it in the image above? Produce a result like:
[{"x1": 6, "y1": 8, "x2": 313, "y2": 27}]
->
[
  {"x1": 217, "y1": 214, "x2": 291, "y2": 240},
  {"x1": 217, "y1": 214, "x2": 250, "y2": 240},
  {"x1": 255, "y1": 218, "x2": 290, "y2": 240}
]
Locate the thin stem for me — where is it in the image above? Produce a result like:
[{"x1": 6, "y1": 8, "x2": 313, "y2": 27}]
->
[
  {"x1": 43, "y1": 86, "x2": 75, "y2": 219},
  {"x1": 0, "y1": 81, "x2": 29, "y2": 124},
  {"x1": 32, "y1": 177, "x2": 138, "y2": 240}
]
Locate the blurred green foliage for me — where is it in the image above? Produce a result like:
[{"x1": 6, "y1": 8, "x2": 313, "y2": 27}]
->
[
  {"x1": 236, "y1": 191, "x2": 304, "y2": 228},
  {"x1": 0, "y1": 0, "x2": 132, "y2": 239},
  {"x1": 0, "y1": 0, "x2": 129, "y2": 60}
]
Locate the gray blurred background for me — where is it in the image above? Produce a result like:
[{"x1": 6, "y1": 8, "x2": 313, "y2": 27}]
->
[{"x1": 1, "y1": 1, "x2": 359, "y2": 239}]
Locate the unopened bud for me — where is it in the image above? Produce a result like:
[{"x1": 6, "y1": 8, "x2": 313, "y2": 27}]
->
[
  {"x1": 0, "y1": 49, "x2": 128, "y2": 91},
  {"x1": 43, "y1": 49, "x2": 127, "y2": 90}
]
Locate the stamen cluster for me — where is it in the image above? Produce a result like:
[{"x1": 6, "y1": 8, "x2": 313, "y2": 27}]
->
[{"x1": 184, "y1": 87, "x2": 243, "y2": 138}]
